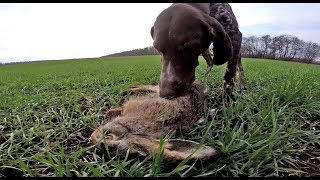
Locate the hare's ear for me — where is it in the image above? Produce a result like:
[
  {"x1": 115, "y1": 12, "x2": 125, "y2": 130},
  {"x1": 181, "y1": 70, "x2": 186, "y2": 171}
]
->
[
  {"x1": 162, "y1": 139, "x2": 218, "y2": 162},
  {"x1": 124, "y1": 135, "x2": 218, "y2": 161},
  {"x1": 91, "y1": 132, "x2": 218, "y2": 162}
]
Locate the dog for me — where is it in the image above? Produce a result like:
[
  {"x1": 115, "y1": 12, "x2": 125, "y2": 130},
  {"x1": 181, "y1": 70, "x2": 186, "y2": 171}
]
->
[{"x1": 150, "y1": 3, "x2": 245, "y2": 100}]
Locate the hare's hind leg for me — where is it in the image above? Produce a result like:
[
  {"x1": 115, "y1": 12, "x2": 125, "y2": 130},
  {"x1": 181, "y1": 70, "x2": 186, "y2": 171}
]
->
[
  {"x1": 105, "y1": 106, "x2": 123, "y2": 119},
  {"x1": 128, "y1": 85, "x2": 159, "y2": 94}
]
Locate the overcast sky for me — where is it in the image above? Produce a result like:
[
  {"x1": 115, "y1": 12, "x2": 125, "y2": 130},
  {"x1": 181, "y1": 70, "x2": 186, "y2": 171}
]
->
[{"x1": 1, "y1": 3, "x2": 320, "y2": 63}]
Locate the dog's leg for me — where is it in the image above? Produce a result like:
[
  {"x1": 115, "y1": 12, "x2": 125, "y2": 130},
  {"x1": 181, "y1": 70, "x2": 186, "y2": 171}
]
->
[
  {"x1": 222, "y1": 54, "x2": 237, "y2": 97},
  {"x1": 237, "y1": 55, "x2": 246, "y2": 91},
  {"x1": 222, "y1": 31, "x2": 242, "y2": 97}
]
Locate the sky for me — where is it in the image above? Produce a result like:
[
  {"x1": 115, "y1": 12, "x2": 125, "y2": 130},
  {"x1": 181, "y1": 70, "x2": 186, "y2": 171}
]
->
[{"x1": 1, "y1": 3, "x2": 320, "y2": 63}]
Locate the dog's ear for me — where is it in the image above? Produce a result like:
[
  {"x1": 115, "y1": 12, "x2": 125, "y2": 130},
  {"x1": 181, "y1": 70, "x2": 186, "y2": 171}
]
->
[
  {"x1": 150, "y1": 26, "x2": 154, "y2": 39},
  {"x1": 202, "y1": 14, "x2": 233, "y2": 66}
]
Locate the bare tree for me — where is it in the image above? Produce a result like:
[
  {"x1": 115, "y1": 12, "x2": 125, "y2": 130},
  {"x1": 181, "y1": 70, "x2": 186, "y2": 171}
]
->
[
  {"x1": 260, "y1": 35, "x2": 272, "y2": 58},
  {"x1": 240, "y1": 34, "x2": 320, "y2": 63},
  {"x1": 269, "y1": 37, "x2": 279, "y2": 59},
  {"x1": 289, "y1": 37, "x2": 304, "y2": 60},
  {"x1": 249, "y1": 36, "x2": 260, "y2": 56},
  {"x1": 273, "y1": 35, "x2": 287, "y2": 58},
  {"x1": 241, "y1": 37, "x2": 253, "y2": 57},
  {"x1": 281, "y1": 35, "x2": 294, "y2": 59},
  {"x1": 302, "y1": 42, "x2": 320, "y2": 63}
]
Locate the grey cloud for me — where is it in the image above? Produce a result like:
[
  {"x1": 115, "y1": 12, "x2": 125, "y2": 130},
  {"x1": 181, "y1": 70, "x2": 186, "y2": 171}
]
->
[{"x1": 234, "y1": 3, "x2": 320, "y2": 44}]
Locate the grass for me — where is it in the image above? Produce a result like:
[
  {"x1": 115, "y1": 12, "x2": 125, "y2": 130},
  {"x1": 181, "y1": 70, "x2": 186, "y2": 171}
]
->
[{"x1": 0, "y1": 56, "x2": 319, "y2": 177}]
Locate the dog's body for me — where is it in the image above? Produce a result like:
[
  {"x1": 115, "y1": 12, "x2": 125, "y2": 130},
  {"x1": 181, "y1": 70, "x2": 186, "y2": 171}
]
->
[
  {"x1": 208, "y1": 3, "x2": 246, "y2": 92},
  {"x1": 150, "y1": 3, "x2": 245, "y2": 99}
]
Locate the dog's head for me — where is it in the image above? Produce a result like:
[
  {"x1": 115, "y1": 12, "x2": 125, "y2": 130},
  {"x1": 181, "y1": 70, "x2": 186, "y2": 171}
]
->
[{"x1": 150, "y1": 3, "x2": 233, "y2": 99}]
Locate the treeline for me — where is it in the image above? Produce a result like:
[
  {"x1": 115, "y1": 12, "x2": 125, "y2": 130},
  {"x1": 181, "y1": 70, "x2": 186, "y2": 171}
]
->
[
  {"x1": 241, "y1": 34, "x2": 320, "y2": 63},
  {"x1": 104, "y1": 34, "x2": 320, "y2": 64},
  {"x1": 104, "y1": 46, "x2": 159, "y2": 57},
  {"x1": 1, "y1": 60, "x2": 48, "y2": 66}
]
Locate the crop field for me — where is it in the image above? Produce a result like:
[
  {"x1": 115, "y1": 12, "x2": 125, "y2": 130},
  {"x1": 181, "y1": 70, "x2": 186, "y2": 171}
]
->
[{"x1": 0, "y1": 56, "x2": 319, "y2": 177}]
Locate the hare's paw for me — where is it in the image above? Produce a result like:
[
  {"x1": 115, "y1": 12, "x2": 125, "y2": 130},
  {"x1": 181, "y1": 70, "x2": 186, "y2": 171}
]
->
[{"x1": 105, "y1": 107, "x2": 123, "y2": 119}]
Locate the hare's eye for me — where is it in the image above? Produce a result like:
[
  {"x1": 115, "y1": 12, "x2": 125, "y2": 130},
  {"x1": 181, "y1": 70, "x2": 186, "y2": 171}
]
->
[
  {"x1": 106, "y1": 134, "x2": 113, "y2": 140},
  {"x1": 104, "y1": 132, "x2": 116, "y2": 140}
]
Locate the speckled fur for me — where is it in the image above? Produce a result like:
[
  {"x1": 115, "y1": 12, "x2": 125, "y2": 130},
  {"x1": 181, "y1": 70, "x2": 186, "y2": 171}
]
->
[{"x1": 209, "y1": 3, "x2": 246, "y2": 91}]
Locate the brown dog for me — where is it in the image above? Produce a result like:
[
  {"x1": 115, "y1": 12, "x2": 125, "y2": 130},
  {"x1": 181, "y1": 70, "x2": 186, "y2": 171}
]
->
[{"x1": 150, "y1": 3, "x2": 245, "y2": 99}]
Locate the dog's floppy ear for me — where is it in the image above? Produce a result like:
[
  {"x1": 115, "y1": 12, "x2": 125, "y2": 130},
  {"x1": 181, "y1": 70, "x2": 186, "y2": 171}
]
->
[
  {"x1": 150, "y1": 26, "x2": 154, "y2": 39},
  {"x1": 202, "y1": 14, "x2": 233, "y2": 66}
]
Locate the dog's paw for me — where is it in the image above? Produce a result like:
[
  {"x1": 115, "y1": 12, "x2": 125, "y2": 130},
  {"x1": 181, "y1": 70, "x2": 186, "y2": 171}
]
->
[{"x1": 239, "y1": 84, "x2": 247, "y2": 92}]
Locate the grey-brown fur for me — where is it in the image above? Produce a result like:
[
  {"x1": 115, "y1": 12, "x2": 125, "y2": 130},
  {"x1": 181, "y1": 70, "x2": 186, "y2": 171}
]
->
[
  {"x1": 102, "y1": 81, "x2": 205, "y2": 137},
  {"x1": 90, "y1": 81, "x2": 217, "y2": 161}
]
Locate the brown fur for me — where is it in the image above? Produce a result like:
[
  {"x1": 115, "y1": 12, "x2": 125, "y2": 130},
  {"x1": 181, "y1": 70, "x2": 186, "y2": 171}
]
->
[
  {"x1": 90, "y1": 81, "x2": 217, "y2": 161},
  {"x1": 150, "y1": 3, "x2": 233, "y2": 99},
  {"x1": 150, "y1": 3, "x2": 247, "y2": 100}
]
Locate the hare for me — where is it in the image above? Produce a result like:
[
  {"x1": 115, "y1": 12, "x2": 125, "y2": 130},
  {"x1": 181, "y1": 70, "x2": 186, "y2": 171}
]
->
[{"x1": 90, "y1": 81, "x2": 217, "y2": 162}]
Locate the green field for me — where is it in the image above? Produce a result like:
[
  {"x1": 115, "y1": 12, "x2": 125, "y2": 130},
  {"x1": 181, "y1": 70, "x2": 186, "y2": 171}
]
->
[{"x1": 0, "y1": 56, "x2": 319, "y2": 177}]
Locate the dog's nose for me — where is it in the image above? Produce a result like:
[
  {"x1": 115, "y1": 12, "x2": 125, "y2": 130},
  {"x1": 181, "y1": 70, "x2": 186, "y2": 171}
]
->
[
  {"x1": 159, "y1": 86, "x2": 177, "y2": 99},
  {"x1": 159, "y1": 93, "x2": 176, "y2": 100},
  {"x1": 159, "y1": 84, "x2": 186, "y2": 99},
  {"x1": 159, "y1": 77, "x2": 193, "y2": 99}
]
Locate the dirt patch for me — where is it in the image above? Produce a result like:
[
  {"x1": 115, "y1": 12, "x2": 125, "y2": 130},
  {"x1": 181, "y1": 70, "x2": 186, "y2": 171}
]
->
[{"x1": 1, "y1": 167, "x2": 24, "y2": 177}]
